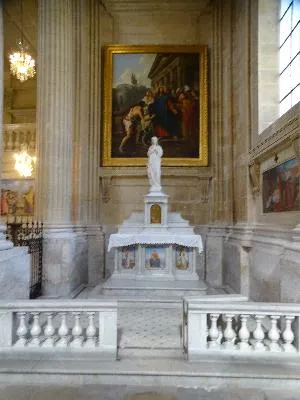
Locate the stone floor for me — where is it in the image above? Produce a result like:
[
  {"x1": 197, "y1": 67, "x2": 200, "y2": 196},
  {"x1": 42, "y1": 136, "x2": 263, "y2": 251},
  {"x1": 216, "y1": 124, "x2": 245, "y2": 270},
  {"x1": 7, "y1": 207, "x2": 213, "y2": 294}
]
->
[{"x1": 0, "y1": 383, "x2": 299, "y2": 400}]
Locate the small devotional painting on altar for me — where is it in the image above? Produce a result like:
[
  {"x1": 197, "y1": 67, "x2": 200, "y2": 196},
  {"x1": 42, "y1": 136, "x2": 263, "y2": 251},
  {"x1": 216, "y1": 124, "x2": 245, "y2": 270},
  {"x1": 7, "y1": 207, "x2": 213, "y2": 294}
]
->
[
  {"x1": 121, "y1": 246, "x2": 136, "y2": 269},
  {"x1": 263, "y1": 158, "x2": 300, "y2": 213},
  {"x1": 175, "y1": 246, "x2": 190, "y2": 270},
  {"x1": 145, "y1": 247, "x2": 166, "y2": 269}
]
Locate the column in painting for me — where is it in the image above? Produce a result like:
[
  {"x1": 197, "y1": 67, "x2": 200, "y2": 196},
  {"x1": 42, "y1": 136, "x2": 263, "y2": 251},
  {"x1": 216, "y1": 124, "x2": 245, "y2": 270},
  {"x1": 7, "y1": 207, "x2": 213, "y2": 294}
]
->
[
  {"x1": 35, "y1": 0, "x2": 87, "y2": 297},
  {"x1": 0, "y1": 0, "x2": 31, "y2": 299}
]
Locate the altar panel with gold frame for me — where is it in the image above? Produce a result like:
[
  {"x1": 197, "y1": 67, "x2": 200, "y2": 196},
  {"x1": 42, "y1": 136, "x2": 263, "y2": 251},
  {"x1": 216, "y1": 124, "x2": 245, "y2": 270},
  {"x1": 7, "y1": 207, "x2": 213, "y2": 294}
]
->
[{"x1": 102, "y1": 44, "x2": 208, "y2": 167}]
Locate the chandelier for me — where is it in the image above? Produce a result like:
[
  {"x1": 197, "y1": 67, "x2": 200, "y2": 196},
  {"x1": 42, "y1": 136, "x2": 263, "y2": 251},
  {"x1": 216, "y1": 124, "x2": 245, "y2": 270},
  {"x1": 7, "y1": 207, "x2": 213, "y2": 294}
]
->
[
  {"x1": 9, "y1": 45, "x2": 36, "y2": 82},
  {"x1": 8, "y1": 0, "x2": 36, "y2": 82},
  {"x1": 14, "y1": 149, "x2": 37, "y2": 178}
]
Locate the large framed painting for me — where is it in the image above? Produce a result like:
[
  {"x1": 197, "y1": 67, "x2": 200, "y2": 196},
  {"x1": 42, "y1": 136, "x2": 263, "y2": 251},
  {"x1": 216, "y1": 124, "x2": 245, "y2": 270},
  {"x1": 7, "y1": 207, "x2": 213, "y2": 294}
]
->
[
  {"x1": 262, "y1": 158, "x2": 300, "y2": 213},
  {"x1": 102, "y1": 45, "x2": 208, "y2": 167}
]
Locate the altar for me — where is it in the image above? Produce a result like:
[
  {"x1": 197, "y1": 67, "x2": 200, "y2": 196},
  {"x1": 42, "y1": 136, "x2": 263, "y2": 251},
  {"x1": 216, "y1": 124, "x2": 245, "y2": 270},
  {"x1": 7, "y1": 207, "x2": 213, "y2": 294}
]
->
[{"x1": 107, "y1": 137, "x2": 203, "y2": 283}]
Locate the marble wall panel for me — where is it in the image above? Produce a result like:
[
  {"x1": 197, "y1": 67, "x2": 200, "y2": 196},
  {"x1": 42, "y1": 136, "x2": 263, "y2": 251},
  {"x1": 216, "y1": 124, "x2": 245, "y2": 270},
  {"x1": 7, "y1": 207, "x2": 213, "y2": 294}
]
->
[
  {"x1": 249, "y1": 244, "x2": 282, "y2": 302},
  {"x1": 223, "y1": 242, "x2": 241, "y2": 293},
  {"x1": 0, "y1": 247, "x2": 31, "y2": 299},
  {"x1": 280, "y1": 247, "x2": 300, "y2": 303}
]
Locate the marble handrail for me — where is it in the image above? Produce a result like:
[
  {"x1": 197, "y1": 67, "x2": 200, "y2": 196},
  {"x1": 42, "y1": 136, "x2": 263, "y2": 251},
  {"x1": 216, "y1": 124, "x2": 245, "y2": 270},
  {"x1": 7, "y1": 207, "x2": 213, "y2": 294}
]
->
[
  {"x1": 0, "y1": 299, "x2": 117, "y2": 355},
  {"x1": 185, "y1": 298, "x2": 300, "y2": 359}
]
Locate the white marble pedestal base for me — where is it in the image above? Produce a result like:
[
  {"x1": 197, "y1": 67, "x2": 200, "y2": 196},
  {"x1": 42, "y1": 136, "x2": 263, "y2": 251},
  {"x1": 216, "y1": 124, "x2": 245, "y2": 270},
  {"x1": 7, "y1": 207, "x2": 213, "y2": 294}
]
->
[
  {"x1": 0, "y1": 247, "x2": 31, "y2": 299},
  {"x1": 96, "y1": 278, "x2": 207, "y2": 298}
]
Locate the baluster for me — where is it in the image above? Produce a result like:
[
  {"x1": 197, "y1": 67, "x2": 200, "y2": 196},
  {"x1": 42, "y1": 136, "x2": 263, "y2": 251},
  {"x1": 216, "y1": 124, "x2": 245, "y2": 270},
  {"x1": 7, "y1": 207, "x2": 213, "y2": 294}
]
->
[
  {"x1": 253, "y1": 315, "x2": 266, "y2": 351},
  {"x1": 43, "y1": 312, "x2": 56, "y2": 347},
  {"x1": 29, "y1": 129, "x2": 36, "y2": 150},
  {"x1": 282, "y1": 315, "x2": 296, "y2": 353},
  {"x1": 15, "y1": 312, "x2": 28, "y2": 346},
  {"x1": 15, "y1": 130, "x2": 21, "y2": 150},
  {"x1": 222, "y1": 314, "x2": 236, "y2": 349},
  {"x1": 238, "y1": 314, "x2": 251, "y2": 351},
  {"x1": 71, "y1": 312, "x2": 83, "y2": 347},
  {"x1": 56, "y1": 312, "x2": 69, "y2": 347},
  {"x1": 267, "y1": 315, "x2": 281, "y2": 352},
  {"x1": 6, "y1": 130, "x2": 13, "y2": 150},
  {"x1": 208, "y1": 313, "x2": 220, "y2": 349},
  {"x1": 85, "y1": 312, "x2": 97, "y2": 347},
  {"x1": 29, "y1": 312, "x2": 42, "y2": 346}
]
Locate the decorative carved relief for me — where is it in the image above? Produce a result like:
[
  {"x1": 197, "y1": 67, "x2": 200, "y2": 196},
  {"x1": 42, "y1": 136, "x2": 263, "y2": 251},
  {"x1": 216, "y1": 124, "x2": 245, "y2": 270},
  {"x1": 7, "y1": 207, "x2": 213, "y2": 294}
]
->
[
  {"x1": 293, "y1": 135, "x2": 300, "y2": 159},
  {"x1": 101, "y1": 177, "x2": 112, "y2": 203},
  {"x1": 198, "y1": 177, "x2": 211, "y2": 204},
  {"x1": 249, "y1": 161, "x2": 260, "y2": 194}
]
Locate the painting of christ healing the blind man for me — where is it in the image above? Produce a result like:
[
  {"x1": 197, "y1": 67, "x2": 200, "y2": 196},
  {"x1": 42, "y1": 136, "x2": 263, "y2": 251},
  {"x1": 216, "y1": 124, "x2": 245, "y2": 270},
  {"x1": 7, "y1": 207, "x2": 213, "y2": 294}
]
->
[{"x1": 102, "y1": 45, "x2": 208, "y2": 167}]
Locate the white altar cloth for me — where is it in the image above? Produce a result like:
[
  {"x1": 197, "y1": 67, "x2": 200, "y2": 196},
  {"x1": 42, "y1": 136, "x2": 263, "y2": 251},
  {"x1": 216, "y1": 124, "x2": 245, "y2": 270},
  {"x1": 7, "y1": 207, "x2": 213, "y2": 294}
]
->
[{"x1": 108, "y1": 233, "x2": 203, "y2": 253}]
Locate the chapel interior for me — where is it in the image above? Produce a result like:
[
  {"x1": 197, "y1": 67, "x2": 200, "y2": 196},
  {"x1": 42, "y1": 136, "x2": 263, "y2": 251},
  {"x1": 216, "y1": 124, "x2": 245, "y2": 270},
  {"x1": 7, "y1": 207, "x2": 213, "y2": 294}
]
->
[{"x1": 0, "y1": 0, "x2": 300, "y2": 398}]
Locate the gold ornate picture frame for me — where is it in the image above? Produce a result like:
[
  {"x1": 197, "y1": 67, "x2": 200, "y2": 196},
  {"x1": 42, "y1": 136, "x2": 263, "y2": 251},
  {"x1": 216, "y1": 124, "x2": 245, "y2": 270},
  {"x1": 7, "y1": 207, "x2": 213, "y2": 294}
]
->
[{"x1": 102, "y1": 45, "x2": 208, "y2": 167}]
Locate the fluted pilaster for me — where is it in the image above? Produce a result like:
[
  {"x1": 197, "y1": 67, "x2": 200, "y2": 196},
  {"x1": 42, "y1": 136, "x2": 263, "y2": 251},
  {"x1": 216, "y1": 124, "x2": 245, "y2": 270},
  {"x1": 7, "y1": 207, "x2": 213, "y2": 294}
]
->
[{"x1": 36, "y1": 0, "x2": 74, "y2": 225}]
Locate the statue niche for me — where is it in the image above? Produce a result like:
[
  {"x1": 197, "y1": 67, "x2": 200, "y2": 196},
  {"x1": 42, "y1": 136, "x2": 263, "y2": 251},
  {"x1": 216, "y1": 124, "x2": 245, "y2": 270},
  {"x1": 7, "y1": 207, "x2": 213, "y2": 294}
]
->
[{"x1": 150, "y1": 204, "x2": 161, "y2": 224}]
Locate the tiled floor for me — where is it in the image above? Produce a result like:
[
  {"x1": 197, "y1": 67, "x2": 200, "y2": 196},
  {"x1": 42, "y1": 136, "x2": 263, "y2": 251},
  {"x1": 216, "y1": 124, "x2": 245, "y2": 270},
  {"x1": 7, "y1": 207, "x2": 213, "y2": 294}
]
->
[
  {"x1": 118, "y1": 303, "x2": 182, "y2": 352},
  {"x1": 0, "y1": 384, "x2": 299, "y2": 400}
]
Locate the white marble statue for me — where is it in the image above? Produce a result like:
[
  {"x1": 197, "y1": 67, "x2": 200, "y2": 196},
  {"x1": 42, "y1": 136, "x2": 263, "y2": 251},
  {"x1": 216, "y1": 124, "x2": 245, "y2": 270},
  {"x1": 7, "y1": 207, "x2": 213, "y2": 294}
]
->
[{"x1": 147, "y1": 136, "x2": 163, "y2": 192}]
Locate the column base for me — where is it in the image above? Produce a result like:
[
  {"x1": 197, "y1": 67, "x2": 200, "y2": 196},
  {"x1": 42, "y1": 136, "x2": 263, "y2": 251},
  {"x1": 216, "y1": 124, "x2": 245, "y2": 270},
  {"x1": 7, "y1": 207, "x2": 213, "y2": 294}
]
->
[{"x1": 42, "y1": 225, "x2": 88, "y2": 297}]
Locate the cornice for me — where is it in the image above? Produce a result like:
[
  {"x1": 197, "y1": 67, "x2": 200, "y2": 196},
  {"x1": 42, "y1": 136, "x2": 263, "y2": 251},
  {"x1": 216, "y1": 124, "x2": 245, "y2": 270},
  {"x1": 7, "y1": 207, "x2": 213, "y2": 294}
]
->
[
  {"x1": 99, "y1": 166, "x2": 212, "y2": 178},
  {"x1": 103, "y1": 0, "x2": 211, "y2": 14},
  {"x1": 249, "y1": 116, "x2": 299, "y2": 163}
]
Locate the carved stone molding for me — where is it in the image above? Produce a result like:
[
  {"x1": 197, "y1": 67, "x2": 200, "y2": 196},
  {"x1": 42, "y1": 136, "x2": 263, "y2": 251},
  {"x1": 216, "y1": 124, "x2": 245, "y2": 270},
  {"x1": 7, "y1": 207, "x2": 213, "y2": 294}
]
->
[
  {"x1": 293, "y1": 136, "x2": 300, "y2": 159},
  {"x1": 249, "y1": 161, "x2": 260, "y2": 194}
]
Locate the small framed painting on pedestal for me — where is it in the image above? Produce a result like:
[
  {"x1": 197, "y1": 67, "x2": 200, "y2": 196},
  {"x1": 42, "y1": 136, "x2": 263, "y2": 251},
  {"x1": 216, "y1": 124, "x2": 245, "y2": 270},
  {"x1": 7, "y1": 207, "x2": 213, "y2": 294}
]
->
[
  {"x1": 175, "y1": 246, "x2": 190, "y2": 270},
  {"x1": 120, "y1": 246, "x2": 136, "y2": 269},
  {"x1": 145, "y1": 246, "x2": 166, "y2": 270}
]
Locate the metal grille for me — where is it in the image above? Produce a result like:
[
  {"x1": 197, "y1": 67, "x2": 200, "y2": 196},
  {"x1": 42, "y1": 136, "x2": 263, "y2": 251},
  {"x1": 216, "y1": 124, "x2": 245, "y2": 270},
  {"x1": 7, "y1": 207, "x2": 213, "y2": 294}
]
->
[{"x1": 6, "y1": 219, "x2": 43, "y2": 299}]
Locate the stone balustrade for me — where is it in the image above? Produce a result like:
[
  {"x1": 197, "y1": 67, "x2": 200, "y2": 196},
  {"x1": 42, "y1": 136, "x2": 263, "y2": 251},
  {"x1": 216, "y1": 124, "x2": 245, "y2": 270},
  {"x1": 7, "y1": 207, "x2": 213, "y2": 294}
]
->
[
  {"x1": 4, "y1": 123, "x2": 36, "y2": 151},
  {"x1": 185, "y1": 297, "x2": 300, "y2": 359},
  {"x1": 0, "y1": 299, "x2": 117, "y2": 356}
]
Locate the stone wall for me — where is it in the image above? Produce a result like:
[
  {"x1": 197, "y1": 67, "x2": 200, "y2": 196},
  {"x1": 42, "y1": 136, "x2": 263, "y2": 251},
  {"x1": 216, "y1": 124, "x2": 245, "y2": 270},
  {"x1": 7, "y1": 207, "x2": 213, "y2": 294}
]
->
[{"x1": 99, "y1": 0, "x2": 214, "y2": 236}]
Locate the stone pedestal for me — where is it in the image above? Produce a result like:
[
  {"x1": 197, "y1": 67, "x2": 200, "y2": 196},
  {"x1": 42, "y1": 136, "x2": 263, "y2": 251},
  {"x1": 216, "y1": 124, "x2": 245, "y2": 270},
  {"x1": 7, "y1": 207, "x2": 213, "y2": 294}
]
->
[
  {"x1": 106, "y1": 188, "x2": 203, "y2": 290},
  {"x1": 0, "y1": 247, "x2": 31, "y2": 299}
]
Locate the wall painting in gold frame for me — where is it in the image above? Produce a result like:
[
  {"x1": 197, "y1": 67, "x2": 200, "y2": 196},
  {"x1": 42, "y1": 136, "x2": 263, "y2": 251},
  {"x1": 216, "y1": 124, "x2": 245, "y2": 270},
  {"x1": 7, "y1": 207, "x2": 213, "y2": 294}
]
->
[{"x1": 102, "y1": 45, "x2": 208, "y2": 167}]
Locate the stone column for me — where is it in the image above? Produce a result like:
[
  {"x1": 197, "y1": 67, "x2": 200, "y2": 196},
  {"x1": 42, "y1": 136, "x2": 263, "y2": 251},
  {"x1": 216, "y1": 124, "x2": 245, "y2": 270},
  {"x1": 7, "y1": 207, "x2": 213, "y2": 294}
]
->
[{"x1": 36, "y1": 0, "x2": 87, "y2": 297}]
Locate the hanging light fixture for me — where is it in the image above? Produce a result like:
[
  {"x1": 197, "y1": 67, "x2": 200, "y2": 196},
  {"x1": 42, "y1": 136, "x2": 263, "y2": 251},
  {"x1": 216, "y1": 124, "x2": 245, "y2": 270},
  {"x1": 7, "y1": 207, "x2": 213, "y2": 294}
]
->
[
  {"x1": 14, "y1": 146, "x2": 37, "y2": 178},
  {"x1": 9, "y1": 0, "x2": 36, "y2": 82}
]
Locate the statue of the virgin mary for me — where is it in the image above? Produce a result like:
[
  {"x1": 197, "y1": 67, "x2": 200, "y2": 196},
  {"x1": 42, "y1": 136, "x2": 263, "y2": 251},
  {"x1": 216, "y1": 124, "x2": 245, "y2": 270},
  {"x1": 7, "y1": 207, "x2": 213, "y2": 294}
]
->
[{"x1": 147, "y1": 136, "x2": 163, "y2": 192}]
